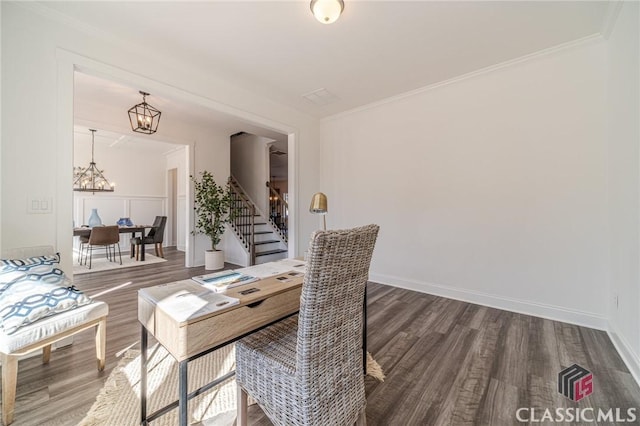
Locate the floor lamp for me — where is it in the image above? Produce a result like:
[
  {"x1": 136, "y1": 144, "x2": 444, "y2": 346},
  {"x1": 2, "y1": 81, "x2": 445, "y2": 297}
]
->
[{"x1": 309, "y1": 192, "x2": 328, "y2": 230}]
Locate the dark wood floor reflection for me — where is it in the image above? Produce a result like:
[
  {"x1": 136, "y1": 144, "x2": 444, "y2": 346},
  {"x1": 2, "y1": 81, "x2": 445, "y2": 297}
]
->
[{"x1": 4, "y1": 248, "x2": 639, "y2": 425}]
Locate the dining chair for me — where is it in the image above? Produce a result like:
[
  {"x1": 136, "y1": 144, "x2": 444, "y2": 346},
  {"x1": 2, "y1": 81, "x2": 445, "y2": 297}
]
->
[
  {"x1": 130, "y1": 216, "x2": 167, "y2": 260},
  {"x1": 78, "y1": 235, "x2": 89, "y2": 265},
  {"x1": 236, "y1": 224, "x2": 379, "y2": 426},
  {"x1": 83, "y1": 225, "x2": 121, "y2": 269}
]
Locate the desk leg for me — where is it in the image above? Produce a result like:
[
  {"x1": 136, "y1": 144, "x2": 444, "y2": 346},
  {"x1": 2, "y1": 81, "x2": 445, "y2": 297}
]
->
[
  {"x1": 179, "y1": 360, "x2": 188, "y2": 425},
  {"x1": 363, "y1": 285, "x2": 367, "y2": 375},
  {"x1": 141, "y1": 326, "x2": 148, "y2": 426}
]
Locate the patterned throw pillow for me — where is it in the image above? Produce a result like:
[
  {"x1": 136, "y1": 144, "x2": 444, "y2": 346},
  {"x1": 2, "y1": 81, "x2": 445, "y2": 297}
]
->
[
  {"x1": 0, "y1": 254, "x2": 62, "y2": 296},
  {"x1": 0, "y1": 254, "x2": 60, "y2": 272},
  {"x1": 0, "y1": 258, "x2": 92, "y2": 335}
]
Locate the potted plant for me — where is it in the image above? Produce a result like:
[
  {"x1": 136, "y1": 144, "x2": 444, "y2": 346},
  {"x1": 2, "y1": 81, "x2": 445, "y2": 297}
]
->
[{"x1": 191, "y1": 171, "x2": 233, "y2": 270}]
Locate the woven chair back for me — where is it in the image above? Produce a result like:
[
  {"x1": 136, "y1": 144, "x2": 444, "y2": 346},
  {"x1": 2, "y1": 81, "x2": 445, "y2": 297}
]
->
[{"x1": 296, "y1": 224, "x2": 379, "y2": 382}]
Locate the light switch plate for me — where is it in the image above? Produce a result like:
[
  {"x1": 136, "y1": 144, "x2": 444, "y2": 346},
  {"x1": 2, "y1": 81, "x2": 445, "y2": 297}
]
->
[{"x1": 27, "y1": 197, "x2": 53, "y2": 214}]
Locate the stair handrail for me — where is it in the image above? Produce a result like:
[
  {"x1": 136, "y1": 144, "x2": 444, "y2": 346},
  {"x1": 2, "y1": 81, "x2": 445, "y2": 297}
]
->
[
  {"x1": 266, "y1": 181, "x2": 288, "y2": 210},
  {"x1": 266, "y1": 181, "x2": 288, "y2": 242},
  {"x1": 228, "y1": 177, "x2": 256, "y2": 265}
]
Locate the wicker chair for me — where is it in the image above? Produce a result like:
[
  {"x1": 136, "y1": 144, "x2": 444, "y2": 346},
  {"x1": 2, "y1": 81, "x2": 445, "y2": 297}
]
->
[{"x1": 236, "y1": 224, "x2": 379, "y2": 426}]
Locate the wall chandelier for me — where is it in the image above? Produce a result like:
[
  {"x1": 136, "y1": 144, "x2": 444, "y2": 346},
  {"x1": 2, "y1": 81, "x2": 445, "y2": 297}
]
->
[
  {"x1": 73, "y1": 129, "x2": 115, "y2": 193},
  {"x1": 128, "y1": 91, "x2": 161, "y2": 134}
]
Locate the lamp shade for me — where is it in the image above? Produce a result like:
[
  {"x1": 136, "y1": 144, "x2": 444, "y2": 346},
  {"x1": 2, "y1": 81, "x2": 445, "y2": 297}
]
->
[
  {"x1": 309, "y1": 192, "x2": 328, "y2": 214},
  {"x1": 310, "y1": 0, "x2": 344, "y2": 24}
]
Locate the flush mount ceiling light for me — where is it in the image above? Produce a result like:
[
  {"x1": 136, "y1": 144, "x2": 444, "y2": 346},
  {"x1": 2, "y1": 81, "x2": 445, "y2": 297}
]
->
[
  {"x1": 310, "y1": 0, "x2": 344, "y2": 24},
  {"x1": 128, "y1": 91, "x2": 161, "y2": 134},
  {"x1": 73, "y1": 129, "x2": 115, "y2": 193}
]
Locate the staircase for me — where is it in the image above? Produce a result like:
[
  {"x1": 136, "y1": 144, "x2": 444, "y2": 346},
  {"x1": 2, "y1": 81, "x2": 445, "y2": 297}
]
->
[{"x1": 229, "y1": 177, "x2": 288, "y2": 265}]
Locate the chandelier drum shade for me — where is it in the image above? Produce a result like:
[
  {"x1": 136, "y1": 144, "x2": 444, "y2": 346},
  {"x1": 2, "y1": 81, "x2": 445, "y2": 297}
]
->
[
  {"x1": 310, "y1": 0, "x2": 344, "y2": 24},
  {"x1": 128, "y1": 91, "x2": 161, "y2": 134},
  {"x1": 73, "y1": 129, "x2": 115, "y2": 194}
]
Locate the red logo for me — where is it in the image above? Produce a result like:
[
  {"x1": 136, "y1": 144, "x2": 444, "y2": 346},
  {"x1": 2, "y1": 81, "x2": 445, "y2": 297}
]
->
[{"x1": 558, "y1": 364, "x2": 593, "y2": 401}]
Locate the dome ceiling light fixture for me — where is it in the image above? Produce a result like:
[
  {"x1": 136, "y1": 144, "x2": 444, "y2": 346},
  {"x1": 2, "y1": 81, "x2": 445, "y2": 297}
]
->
[
  {"x1": 310, "y1": 0, "x2": 344, "y2": 24},
  {"x1": 128, "y1": 91, "x2": 161, "y2": 134}
]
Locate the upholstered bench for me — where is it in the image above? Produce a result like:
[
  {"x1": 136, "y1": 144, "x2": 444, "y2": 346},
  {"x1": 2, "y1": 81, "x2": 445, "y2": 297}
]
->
[{"x1": 0, "y1": 246, "x2": 108, "y2": 425}]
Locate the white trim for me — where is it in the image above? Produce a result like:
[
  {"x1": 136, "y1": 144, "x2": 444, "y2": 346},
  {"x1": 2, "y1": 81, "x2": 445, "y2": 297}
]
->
[
  {"x1": 55, "y1": 48, "x2": 300, "y2": 269},
  {"x1": 369, "y1": 272, "x2": 608, "y2": 331},
  {"x1": 74, "y1": 194, "x2": 169, "y2": 201},
  {"x1": 287, "y1": 132, "x2": 298, "y2": 258},
  {"x1": 56, "y1": 52, "x2": 75, "y2": 278},
  {"x1": 607, "y1": 323, "x2": 640, "y2": 387},
  {"x1": 324, "y1": 34, "x2": 604, "y2": 122}
]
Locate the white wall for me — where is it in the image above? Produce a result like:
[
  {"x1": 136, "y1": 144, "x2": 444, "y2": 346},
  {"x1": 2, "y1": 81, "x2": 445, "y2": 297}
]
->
[
  {"x1": 73, "y1": 133, "x2": 167, "y2": 199},
  {"x1": 73, "y1": 133, "x2": 174, "y2": 253},
  {"x1": 321, "y1": 40, "x2": 609, "y2": 328},
  {"x1": 0, "y1": 3, "x2": 319, "y2": 274},
  {"x1": 231, "y1": 133, "x2": 272, "y2": 215},
  {"x1": 605, "y1": 2, "x2": 640, "y2": 382}
]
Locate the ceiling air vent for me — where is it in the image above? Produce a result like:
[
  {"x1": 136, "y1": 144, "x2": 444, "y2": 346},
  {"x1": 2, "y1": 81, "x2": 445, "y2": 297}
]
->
[{"x1": 302, "y1": 88, "x2": 339, "y2": 106}]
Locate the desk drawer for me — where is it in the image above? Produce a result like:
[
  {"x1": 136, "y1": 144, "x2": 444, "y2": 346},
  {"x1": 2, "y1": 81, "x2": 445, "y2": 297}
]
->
[{"x1": 180, "y1": 287, "x2": 301, "y2": 359}]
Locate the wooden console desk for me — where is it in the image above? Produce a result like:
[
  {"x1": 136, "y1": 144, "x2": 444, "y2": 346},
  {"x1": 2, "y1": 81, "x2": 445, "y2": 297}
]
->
[{"x1": 137, "y1": 273, "x2": 303, "y2": 426}]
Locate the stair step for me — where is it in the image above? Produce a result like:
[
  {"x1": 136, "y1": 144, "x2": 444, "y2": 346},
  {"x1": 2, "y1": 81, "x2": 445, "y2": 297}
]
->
[
  {"x1": 243, "y1": 231, "x2": 273, "y2": 235},
  {"x1": 254, "y1": 240, "x2": 280, "y2": 246},
  {"x1": 235, "y1": 222, "x2": 267, "y2": 226},
  {"x1": 256, "y1": 249, "x2": 288, "y2": 257}
]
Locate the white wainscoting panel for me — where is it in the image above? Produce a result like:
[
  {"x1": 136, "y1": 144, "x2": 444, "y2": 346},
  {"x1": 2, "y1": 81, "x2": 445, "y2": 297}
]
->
[{"x1": 74, "y1": 195, "x2": 167, "y2": 253}]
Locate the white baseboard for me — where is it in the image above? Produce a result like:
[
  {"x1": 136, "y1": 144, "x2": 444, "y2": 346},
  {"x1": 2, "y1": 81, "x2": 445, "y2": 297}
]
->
[
  {"x1": 607, "y1": 323, "x2": 640, "y2": 387},
  {"x1": 369, "y1": 272, "x2": 608, "y2": 330},
  {"x1": 225, "y1": 255, "x2": 248, "y2": 268}
]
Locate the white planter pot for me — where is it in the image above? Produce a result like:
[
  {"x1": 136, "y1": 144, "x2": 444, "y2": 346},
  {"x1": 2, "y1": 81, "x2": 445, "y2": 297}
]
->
[{"x1": 205, "y1": 250, "x2": 224, "y2": 271}]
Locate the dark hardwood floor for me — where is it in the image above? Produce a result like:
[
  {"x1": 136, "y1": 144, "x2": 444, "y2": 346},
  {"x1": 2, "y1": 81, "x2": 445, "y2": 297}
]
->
[{"x1": 4, "y1": 248, "x2": 640, "y2": 425}]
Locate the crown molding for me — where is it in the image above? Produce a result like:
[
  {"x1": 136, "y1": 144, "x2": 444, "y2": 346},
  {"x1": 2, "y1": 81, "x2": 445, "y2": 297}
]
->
[
  {"x1": 323, "y1": 33, "x2": 605, "y2": 122},
  {"x1": 600, "y1": 0, "x2": 624, "y2": 40}
]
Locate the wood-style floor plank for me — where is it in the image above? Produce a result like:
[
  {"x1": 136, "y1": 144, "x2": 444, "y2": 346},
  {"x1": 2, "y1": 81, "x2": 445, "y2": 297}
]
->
[{"x1": 1, "y1": 247, "x2": 639, "y2": 425}]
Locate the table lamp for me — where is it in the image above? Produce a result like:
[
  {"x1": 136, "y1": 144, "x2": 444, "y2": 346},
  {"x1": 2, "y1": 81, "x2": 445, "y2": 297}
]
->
[{"x1": 309, "y1": 192, "x2": 328, "y2": 230}]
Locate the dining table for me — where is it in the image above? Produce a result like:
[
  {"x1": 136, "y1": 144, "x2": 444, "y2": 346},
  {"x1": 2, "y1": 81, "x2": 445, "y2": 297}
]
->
[{"x1": 73, "y1": 225, "x2": 153, "y2": 261}]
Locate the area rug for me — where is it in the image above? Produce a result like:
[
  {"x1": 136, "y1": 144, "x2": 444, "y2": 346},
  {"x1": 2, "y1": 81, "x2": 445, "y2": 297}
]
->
[
  {"x1": 80, "y1": 345, "x2": 385, "y2": 426},
  {"x1": 73, "y1": 253, "x2": 166, "y2": 275}
]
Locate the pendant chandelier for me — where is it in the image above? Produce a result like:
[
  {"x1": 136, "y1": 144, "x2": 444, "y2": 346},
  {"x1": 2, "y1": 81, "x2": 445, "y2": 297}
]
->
[
  {"x1": 73, "y1": 129, "x2": 115, "y2": 193},
  {"x1": 128, "y1": 91, "x2": 161, "y2": 134}
]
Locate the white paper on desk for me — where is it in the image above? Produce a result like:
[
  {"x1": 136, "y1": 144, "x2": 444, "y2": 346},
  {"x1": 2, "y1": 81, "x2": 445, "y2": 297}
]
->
[
  {"x1": 236, "y1": 263, "x2": 290, "y2": 279},
  {"x1": 157, "y1": 289, "x2": 239, "y2": 322}
]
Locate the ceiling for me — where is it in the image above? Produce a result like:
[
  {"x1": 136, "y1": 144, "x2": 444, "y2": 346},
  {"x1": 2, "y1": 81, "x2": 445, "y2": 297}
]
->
[
  {"x1": 41, "y1": 1, "x2": 610, "y2": 119},
  {"x1": 73, "y1": 125, "x2": 181, "y2": 156}
]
